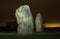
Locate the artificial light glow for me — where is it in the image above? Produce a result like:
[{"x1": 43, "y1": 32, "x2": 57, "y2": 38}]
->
[{"x1": 44, "y1": 23, "x2": 60, "y2": 28}]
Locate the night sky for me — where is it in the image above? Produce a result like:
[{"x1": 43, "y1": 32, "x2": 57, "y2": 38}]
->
[{"x1": 0, "y1": 0, "x2": 60, "y2": 24}]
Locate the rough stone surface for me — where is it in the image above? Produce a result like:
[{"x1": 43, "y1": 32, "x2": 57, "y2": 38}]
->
[
  {"x1": 15, "y1": 5, "x2": 34, "y2": 35},
  {"x1": 35, "y1": 13, "x2": 43, "y2": 32}
]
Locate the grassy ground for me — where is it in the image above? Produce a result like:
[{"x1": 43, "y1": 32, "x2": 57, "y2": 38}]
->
[{"x1": 0, "y1": 32, "x2": 60, "y2": 39}]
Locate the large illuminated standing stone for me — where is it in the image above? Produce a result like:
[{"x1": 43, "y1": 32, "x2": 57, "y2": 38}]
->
[
  {"x1": 15, "y1": 5, "x2": 34, "y2": 35},
  {"x1": 35, "y1": 13, "x2": 43, "y2": 32}
]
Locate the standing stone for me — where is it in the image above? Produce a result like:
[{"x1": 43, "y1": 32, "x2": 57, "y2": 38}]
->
[
  {"x1": 15, "y1": 5, "x2": 34, "y2": 35},
  {"x1": 35, "y1": 13, "x2": 43, "y2": 32}
]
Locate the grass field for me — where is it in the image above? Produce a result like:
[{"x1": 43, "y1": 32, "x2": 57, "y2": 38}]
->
[{"x1": 0, "y1": 32, "x2": 60, "y2": 39}]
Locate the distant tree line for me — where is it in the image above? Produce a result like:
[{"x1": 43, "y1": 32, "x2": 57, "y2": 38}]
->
[{"x1": 0, "y1": 21, "x2": 18, "y2": 32}]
